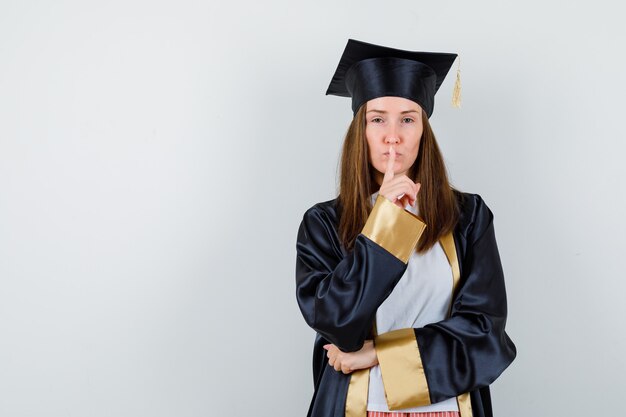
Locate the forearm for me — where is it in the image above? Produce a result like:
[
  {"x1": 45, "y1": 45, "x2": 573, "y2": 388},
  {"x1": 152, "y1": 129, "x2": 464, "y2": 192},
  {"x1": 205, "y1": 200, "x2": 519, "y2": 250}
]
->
[{"x1": 296, "y1": 196, "x2": 426, "y2": 352}]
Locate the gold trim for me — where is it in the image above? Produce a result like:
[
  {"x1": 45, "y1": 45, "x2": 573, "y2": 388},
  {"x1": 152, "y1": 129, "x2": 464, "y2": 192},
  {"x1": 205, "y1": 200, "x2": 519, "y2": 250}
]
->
[
  {"x1": 343, "y1": 232, "x2": 473, "y2": 417},
  {"x1": 345, "y1": 368, "x2": 369, "y2": 417},
  {"x1": 456, "y1": 392, "x2": 473, "y2": 417},
  {"x1": 345, "y1": 320, "x2": 377, "y2": 417},
  {"x1": 375, "y1": 328, "x2": 430, "y2": 409},
  {"x1": 361, "y1": 194, "x2": 427, "y2": 263},
  {"x1": 440, "y1": 232, "x2": 460, "y2": 290},
  {"x1": 441, "y1": 233, "x2": 473, "y2": 417}
]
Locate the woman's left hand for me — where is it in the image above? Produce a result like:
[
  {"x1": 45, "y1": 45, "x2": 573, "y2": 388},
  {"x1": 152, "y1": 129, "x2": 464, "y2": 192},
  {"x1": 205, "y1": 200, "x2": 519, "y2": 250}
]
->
[{"x1": 323, "y1": 340, "x2": 378, "y2": 374}]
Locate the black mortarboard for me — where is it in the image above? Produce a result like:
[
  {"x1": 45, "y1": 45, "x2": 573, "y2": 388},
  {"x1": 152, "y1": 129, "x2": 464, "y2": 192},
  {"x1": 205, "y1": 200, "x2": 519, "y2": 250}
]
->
[{"x1": 326, "y1": 39, "x2": 460, "y2": 117}]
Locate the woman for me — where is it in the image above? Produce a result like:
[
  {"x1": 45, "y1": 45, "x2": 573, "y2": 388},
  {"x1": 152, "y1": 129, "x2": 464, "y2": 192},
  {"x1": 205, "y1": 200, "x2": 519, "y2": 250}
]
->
[{"x1": 295, "y1": 39, "x2": 516, "y2": 417}]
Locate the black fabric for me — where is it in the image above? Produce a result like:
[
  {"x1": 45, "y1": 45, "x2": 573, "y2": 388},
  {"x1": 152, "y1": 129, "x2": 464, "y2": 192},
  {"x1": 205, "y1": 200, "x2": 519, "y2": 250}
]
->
[
  {"x1": 295, "y1": 191, "x2": 516, "y2": 417},
  {"x1": 325, "y1": 39, "x2": 458, "y2": 117}
]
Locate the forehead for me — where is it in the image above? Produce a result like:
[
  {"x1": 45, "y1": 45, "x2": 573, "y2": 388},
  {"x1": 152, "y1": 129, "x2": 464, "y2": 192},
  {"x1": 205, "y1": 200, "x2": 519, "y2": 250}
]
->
[{"x1": 365, "y1": 96, "x2": 422, "y2": 112}]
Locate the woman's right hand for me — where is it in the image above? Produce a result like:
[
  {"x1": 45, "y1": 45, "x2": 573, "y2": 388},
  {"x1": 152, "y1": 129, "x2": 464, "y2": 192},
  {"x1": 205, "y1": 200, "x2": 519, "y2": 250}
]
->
[
  {"x1": 323, "y1": 340, "x2": 378, "y2": 374},
  {"x1": 379, "y1": 146, "x2": 421, "y2": 208}
]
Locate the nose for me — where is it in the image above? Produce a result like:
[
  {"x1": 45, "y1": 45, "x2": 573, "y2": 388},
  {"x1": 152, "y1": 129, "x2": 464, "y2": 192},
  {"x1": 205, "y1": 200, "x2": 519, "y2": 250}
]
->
[
  {"x1": 385, "y1": 125, "x2": 400, "y2": 145},
  {"x1": 384, "y1": 136, "x2": 399, "y2": 144},
  {"x1": 384, "y1": 122, "x2": 400, "y2": 144}
]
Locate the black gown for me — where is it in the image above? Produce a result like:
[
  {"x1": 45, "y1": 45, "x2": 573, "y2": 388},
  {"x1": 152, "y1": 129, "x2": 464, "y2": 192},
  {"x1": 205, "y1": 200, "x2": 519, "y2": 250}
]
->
[{"x1": 295, "y1": 190, "x2": 516, "y2": 417}]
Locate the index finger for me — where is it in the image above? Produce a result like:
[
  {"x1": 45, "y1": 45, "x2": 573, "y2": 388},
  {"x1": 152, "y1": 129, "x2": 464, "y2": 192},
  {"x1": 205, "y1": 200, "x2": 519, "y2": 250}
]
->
[{"x1": 382, "y1": 145, "x2": 396, "y2": 184}]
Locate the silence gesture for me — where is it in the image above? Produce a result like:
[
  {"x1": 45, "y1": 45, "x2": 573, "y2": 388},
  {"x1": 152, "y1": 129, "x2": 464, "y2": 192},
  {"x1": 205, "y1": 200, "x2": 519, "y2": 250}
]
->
[{"x1": 378, "y1": 145, "x2": 421, "y2": 208}]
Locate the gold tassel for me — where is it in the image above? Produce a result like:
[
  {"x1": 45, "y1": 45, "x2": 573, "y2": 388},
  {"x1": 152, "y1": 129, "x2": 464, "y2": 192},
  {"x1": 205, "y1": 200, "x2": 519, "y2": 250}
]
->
[{"x1": 451, "y1": 55, "x2": 461, "y2": 108}]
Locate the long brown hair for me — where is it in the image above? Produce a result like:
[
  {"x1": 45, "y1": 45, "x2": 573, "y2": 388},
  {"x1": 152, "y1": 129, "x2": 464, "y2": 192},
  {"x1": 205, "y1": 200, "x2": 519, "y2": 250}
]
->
[{"x1": 337, "y1": 104, "x2": 459, "y2": 253}]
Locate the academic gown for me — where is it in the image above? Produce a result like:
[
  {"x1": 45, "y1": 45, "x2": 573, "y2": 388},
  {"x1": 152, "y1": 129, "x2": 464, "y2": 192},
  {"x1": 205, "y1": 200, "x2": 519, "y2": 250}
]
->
[{"x1": 295, "y1": 190, "x2": 516, "y2": 417}]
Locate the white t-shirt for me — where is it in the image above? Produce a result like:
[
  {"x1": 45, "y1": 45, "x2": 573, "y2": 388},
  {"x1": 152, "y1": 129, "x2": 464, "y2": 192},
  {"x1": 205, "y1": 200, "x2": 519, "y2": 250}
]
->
[{"x1": 366, "y1": 192, "x2": 459, "y2": 413}]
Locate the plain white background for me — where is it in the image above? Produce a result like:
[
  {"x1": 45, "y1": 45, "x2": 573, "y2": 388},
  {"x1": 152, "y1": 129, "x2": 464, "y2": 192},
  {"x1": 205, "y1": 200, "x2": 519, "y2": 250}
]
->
[{"x1": 1, "y1": 1, "x2": 625, "y2": 416}]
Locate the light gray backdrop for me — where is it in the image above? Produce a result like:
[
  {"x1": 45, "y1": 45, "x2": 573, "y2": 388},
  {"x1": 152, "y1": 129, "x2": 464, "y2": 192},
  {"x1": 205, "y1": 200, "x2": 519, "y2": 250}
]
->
[{"x1": 1, "y1": 1, "x2": 624, "y2": 416}]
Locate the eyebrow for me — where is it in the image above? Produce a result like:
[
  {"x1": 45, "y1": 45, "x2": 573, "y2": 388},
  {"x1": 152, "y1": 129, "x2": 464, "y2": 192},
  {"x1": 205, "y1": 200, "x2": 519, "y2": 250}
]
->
[{"x1": 366, "y1": 109, "x2": 420, "y2": 114}]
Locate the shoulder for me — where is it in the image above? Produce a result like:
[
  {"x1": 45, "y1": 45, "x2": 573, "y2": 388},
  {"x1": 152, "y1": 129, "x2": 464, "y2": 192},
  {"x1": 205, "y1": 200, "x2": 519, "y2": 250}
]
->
[
  {"x1": 452, "y1": 189, "x2": 495, "y2": 243},
  {"x1": 297, "y1": 197, "x2": 342, "y2": 253},
  {"x1": 297, "y1": 197, "x2": 341, "y2": 240},
  {"x1": 300, "y1": 197, "x2": 341, "y2": 227}
]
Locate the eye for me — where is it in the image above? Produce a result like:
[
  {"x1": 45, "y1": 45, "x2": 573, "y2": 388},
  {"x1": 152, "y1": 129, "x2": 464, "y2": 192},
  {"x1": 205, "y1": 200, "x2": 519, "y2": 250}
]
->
[
  {"x1": 402, "y1": 117, "x2": 415, "y2": 123},
  {"x1": 369, "y1": 117, "x2": 384, "y2": 123}
]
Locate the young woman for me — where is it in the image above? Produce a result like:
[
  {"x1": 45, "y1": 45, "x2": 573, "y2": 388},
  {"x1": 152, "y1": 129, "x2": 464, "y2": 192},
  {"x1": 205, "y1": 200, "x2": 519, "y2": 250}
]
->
[{"x1": 295, "y1": 39, "x2": 516, "y2": 417}]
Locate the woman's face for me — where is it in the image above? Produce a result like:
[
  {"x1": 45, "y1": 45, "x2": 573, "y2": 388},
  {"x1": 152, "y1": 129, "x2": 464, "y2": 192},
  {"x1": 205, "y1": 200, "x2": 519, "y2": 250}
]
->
[{"x1": 365, "y1": 96, "x2": 423, "y2": 186}]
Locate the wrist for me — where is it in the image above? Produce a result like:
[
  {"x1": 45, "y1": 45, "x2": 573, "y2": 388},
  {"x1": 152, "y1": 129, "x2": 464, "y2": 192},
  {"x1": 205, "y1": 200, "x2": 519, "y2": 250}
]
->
[{"x1": 371, "y1": 340, "x2": 379, "y2": 366}]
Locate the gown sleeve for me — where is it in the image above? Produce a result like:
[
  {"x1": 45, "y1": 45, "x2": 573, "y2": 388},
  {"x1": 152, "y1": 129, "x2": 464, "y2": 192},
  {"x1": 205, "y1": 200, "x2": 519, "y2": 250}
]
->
[
  {"x1": 373, "y1": 196, "x2": 517, "y2": 410},
  {"x1": 295, "y1": 195, "x2": 426, "y2": 352}
]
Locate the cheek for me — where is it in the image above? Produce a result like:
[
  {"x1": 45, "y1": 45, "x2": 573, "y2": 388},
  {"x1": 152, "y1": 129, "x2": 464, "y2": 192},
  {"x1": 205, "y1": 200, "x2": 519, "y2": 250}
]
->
[
  {"x1": 365, "y1": 127, "x2": 376, "y2": 148},
  {"x1": 406, "y1": 134, "x2": 422, "y2": 165},
  {"x1": 367, "y1": 146, "x2": 386, "y2": 173},
  {"x1": 365, "y1": 132, "x2": 380, "y2": 165},
  {"x1": 366, "y1": 146, "x2": 381, "y2": 170},
  {"x1": 411, "y1": 140, "x2": 421, "y2": 159}
]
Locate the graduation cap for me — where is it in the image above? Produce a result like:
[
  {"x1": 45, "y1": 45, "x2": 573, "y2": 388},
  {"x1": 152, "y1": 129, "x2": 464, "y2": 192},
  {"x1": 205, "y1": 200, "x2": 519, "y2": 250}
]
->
[{"x1": 326, "y1": 39, "x2": 461, "y2": 117}]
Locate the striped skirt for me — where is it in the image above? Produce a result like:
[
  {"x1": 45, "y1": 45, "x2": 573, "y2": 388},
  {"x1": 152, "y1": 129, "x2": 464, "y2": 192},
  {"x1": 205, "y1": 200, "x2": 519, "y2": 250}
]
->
[{"x1": 367, "y1": 412, "x2": 460, "y2": 417}]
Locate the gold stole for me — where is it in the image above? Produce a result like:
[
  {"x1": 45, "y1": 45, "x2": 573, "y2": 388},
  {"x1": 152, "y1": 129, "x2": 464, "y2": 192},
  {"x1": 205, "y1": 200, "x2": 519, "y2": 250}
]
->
[{"x1": 345, "y1": 233, "x2": 473, "y2": 417}]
